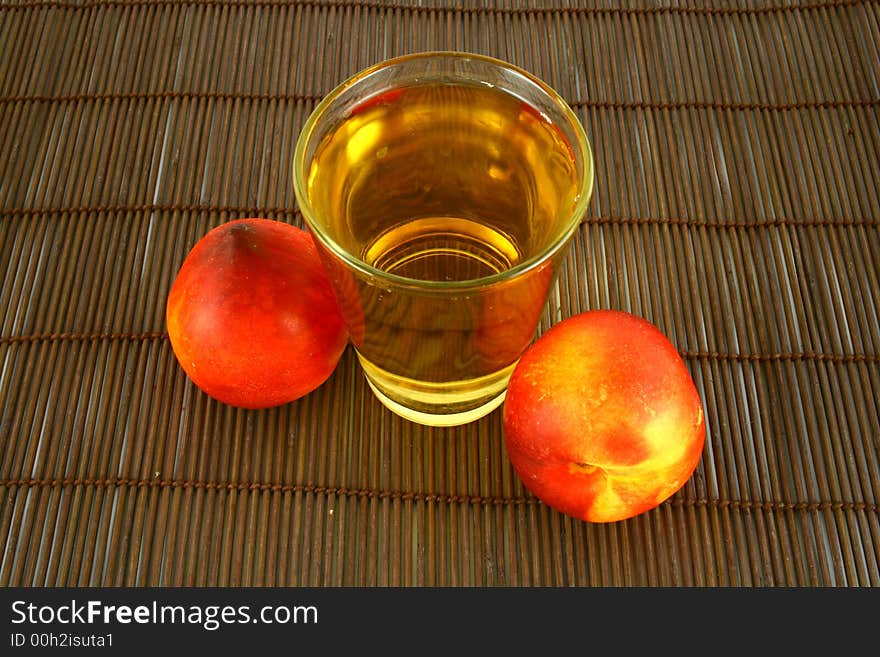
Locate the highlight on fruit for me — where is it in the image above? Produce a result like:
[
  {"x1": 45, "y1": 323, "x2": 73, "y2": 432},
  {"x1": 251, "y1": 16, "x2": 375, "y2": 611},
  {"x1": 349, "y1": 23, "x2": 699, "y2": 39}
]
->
[
  {"x1": 166, "y1": 218, "x2": 349, "y2": 409},
  {"x1": 502, "y1": 309, "x2": 706, "y2": 523}
]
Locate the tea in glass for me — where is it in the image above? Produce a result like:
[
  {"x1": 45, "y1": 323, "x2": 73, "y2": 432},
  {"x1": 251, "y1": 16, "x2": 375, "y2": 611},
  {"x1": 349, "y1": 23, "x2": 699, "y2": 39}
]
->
[{"x1": 294, "y1": 53, "x2": 594, "y2": 426}]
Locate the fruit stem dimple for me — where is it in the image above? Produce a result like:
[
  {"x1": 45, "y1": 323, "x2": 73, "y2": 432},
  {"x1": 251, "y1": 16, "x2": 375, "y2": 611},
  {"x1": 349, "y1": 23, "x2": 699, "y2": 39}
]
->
[{"x1": 571, "y1": 462, "x2": 600, "y2": 475}]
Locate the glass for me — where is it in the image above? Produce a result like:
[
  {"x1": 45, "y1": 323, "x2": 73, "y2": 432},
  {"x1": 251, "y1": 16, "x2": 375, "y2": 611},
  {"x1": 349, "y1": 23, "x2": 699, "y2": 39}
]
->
[{"x1": 293, "y1": 52, "x2": 594, "y2": 426}]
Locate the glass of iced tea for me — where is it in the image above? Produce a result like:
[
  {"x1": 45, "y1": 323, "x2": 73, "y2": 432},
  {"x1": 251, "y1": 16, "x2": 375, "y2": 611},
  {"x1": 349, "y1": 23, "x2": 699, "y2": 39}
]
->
[{"x1": 293, "y1": 52, "x2": 594, "y2": 426}]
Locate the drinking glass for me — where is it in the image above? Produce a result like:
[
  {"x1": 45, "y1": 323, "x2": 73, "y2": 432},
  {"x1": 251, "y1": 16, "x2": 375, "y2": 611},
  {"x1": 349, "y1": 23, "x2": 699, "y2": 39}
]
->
[{"x1": 293, "y1": 52, "x2": 594, "y2": 426}]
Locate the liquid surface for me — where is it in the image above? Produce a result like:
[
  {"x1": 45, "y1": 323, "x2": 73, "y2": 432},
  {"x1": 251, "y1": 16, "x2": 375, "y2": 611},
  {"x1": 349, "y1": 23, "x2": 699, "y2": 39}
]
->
[{"x1": 307, "y1": 82, "x2": 580, "y2": 282}]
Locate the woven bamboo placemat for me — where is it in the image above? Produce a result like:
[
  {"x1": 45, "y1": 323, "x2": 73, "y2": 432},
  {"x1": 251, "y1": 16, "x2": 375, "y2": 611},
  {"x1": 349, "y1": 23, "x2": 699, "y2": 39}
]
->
[{"x1": 0, "y1": 0, "x2": 878, "y2": 587}]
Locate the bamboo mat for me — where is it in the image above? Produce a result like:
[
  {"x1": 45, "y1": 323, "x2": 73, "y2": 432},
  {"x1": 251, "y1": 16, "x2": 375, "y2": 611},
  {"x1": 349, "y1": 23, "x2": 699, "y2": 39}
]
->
[{"x1": 0, "y1": 0, "x2": 878, "y2": 587}]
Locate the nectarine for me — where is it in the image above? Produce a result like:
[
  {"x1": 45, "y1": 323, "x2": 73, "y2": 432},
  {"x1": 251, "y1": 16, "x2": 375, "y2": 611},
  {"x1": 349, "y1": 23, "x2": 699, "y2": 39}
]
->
[
  {"x1": 502, "y1": 309, "x2": 705, "y2": 523},
  {"x1": 166, "y1": 218, "x2": 348, "y2": 409}
]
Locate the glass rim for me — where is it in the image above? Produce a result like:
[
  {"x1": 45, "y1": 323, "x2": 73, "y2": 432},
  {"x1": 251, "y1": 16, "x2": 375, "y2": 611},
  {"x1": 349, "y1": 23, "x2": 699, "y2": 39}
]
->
[{"x1": 292, "y1": 50, "x2": 595, "y2": 292}]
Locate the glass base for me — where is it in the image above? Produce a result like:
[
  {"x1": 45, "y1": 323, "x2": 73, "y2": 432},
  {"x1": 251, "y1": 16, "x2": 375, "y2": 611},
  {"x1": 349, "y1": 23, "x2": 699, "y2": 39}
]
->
[
  {"x1": 366, "y1": 379, "x2": 507, "y2": 427},
  {"x1": 357, "y1": 354, "x2": 515, "y2": 427}
]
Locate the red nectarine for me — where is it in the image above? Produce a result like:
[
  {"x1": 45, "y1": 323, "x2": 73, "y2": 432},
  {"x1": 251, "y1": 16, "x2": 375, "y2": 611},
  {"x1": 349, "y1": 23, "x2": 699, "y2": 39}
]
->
[
  {"x1": 502, "y1": 309, "x2": 705, "y2": 523},
  {"x1": 166, "y1": 218, "x2": 348, "y2": 409}
]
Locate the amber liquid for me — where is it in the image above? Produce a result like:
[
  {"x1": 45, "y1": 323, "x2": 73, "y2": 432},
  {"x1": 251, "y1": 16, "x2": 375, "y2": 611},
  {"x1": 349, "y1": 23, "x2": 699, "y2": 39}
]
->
[{"x1": 306, "y1": 83, "x2": 581, "y2": 424}]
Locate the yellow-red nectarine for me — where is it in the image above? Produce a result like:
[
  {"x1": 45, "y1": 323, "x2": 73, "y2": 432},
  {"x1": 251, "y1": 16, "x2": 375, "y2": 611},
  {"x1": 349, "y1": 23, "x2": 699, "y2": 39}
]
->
[{"x1": 502, "y1": 309, "x2": 705, "y2": 523}]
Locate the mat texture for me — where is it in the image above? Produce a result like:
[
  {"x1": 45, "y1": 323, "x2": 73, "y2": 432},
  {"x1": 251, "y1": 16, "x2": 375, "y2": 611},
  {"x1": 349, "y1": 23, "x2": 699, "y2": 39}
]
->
[{"x1": 1, "y1": 0, "x2": 878, "y2": 587}]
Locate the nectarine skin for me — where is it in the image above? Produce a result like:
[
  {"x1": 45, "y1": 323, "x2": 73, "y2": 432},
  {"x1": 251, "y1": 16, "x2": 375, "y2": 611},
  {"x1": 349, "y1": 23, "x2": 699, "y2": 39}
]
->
[
  {"x1": 502, "y1": 310, "x2": 705, "y2": 523},
  {"x1": 166, "y1": 218, "x2": 348, "y2": 409}
]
